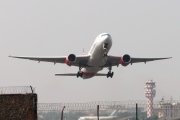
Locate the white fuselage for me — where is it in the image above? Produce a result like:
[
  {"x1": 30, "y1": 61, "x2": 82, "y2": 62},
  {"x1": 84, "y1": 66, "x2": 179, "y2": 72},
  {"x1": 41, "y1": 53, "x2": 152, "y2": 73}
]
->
[{"x1": 81, "y1": 33, "x2": 112, "y2": 79}]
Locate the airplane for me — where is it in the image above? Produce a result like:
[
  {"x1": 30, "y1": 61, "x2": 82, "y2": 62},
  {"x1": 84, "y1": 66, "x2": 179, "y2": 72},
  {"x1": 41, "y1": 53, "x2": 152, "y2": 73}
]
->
[
  {"x1": 78, "y1": 110, "x2": 118, "y2": 120},
  {"x1": 9, "y1": 33, "x2": 171, "y2": 79}
]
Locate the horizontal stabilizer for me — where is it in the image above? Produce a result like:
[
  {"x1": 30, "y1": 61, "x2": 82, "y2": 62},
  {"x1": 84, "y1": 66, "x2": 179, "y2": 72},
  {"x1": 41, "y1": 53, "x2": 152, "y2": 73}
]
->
[
  {"x1": 55, "y1": 73, "x2": 107, "y2": 76},
  {"x1": 95, "y1": 73, "x2": 107, "y2": 76},
  {"x1": 55, "y1": 73, "x2": 77, "y2": 76}
]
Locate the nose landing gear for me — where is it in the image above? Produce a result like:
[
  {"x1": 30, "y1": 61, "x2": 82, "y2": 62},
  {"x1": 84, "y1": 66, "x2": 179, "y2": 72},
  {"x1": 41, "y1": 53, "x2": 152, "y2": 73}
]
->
[
  {"x1": 103, "y1": 43, "x2": 108, "y2": 57},
  {"x1": 104, "y1": 52, "x2": 107, "y2": 57}
]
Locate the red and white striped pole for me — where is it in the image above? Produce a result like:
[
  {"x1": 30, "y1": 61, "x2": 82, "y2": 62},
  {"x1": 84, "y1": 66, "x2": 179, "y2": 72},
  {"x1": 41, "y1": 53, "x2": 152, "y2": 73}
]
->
[{"x1": 145, "y1": 80, "x2": 156, "y2": 118}]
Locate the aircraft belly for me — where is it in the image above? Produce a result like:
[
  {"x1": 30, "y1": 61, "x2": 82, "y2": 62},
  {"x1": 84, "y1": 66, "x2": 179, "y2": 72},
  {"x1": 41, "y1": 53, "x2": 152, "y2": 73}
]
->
[{"x1": 81, "y1": 67, "x2": 102, "y2": 79}]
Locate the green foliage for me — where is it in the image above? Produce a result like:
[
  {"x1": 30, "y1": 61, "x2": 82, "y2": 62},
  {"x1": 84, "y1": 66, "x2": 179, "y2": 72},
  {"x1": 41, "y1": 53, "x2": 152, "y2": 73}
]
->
[
  {"x1": 145, "y1": 115, "x2": 158, "y2": 120},
  {"x1": 117, "y1": 112, "x2": 135, "y2": 118},
  {"x1": 43, "y1": 112, "x2": 60, "y2": 120},
  {"x1": 139, "y1": 112, "x2": 146, "y2": 120}
]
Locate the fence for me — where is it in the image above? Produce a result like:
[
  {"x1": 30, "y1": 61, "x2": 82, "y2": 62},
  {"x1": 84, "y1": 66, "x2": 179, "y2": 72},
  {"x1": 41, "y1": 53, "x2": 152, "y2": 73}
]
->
[
  {"x1": 0, "y1": 86, "x2": 37, "y2": 120},
  {"x1": 0, "y1": 86, "x2": 35, "y2": 94},
  {"x1": 38, "y1": 100, "x2": 180, "y2": 111},
  {"x1": 37, "y1": 101, "x2": 180, "y2": 120}
]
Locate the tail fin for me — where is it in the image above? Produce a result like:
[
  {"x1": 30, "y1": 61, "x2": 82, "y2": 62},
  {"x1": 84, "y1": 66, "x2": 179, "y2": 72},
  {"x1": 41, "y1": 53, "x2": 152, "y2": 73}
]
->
[{"x1": 110, "y1": 110, "x2": 118, "y2": 117}]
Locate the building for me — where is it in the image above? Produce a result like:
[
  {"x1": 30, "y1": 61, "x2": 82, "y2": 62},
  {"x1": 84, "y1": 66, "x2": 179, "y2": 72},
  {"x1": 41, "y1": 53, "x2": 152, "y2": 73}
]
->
[{"x1": 154, "y1": 99, "x2": 180, "y2": 120}]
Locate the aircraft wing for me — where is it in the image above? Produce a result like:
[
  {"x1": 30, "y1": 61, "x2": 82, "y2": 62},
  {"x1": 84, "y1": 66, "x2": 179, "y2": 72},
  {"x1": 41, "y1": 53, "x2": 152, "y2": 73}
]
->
[
  {"x1": 106, "y1": 56, "x2": 172, "y2": 66},
  {"x1": 9, "y1": 55, "x2": 90, "y2": 67},
  {"x1": 130, "y1": 57, "x2": 172, "y2": 63},
  {"x1": 55, "y1": 73, "x2": 107, "y2": 76}
]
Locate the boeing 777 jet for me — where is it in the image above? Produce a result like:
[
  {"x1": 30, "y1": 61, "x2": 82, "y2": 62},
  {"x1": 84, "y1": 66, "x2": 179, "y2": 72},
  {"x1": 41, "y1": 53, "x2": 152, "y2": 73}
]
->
[{"x1": 9, "y1": 33, "x2": 171, "y2": 79}]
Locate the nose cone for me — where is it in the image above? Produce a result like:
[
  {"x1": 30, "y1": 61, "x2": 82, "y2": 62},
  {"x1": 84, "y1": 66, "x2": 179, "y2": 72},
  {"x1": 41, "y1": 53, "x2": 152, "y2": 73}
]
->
[
  {"x1": 101, "y1": 34, "x2": 111, "y2": 40},
  {"x1": 104, "y1": 34, "x2": 112, "y2": 43},
  {"x1": 106, "y1": 34, "x2": 111, "y2": 40}
]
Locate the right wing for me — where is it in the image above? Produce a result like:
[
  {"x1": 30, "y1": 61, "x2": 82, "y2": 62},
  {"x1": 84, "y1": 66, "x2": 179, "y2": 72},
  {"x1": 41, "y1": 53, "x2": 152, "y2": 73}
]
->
[
  {"x1": 9, "y1": 55, "x2": 90, "y2": 67},
  {"x1": 55, "y1": 73, "x2": 107, "y2": 76},
  {"x1": 104, "y1": 55, "x2": 172, "y2": 67}
]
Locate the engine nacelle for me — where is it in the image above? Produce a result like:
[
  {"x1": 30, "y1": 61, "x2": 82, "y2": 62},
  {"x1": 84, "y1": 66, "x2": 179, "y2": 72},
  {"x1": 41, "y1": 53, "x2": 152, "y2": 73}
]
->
[
  {"x1": 65, "y1": 54, "x2": 76, "y2": 66},
  {"x1": 120, "y1": 54, "x2": 131, "y2": 66}
]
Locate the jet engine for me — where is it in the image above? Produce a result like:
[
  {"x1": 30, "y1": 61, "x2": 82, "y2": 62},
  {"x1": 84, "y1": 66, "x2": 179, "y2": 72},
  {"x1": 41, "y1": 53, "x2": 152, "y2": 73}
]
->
[
  {"x1": 120, "y1": 54, "x2": 131, "y2": 66},
  {"x1": 65, "y1": 54, "x2": 76, "y2": 66}
]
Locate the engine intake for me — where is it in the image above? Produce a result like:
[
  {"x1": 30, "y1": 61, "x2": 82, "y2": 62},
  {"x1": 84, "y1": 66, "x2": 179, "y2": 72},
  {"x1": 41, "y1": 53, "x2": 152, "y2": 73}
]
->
[
  {"x1": 65, "y1": 54, "x2": 76, "y2": 66},
  {"x1": 120, "y1": 54, "x2": 131, "y2": 66}
]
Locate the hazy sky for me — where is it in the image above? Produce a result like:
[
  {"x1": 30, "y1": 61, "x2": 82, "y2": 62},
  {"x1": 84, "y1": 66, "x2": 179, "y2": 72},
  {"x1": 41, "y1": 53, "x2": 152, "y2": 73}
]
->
[{"x1": 0, "y1": 0, "x2": 180, "y2": 103}]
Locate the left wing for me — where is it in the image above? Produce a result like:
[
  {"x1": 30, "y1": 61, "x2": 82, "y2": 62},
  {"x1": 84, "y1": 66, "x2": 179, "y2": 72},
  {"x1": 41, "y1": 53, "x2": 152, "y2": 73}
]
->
[
  {"x1": 9, "y1": 55, "x2": 90, "y2": 67},
  {"x1": 105, "y1": 55, "x2": 172, "y2": 67}
]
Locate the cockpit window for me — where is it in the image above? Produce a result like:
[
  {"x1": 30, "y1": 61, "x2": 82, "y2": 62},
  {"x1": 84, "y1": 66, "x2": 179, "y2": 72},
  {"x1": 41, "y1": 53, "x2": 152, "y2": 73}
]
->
[{"x1": 101, "y1": 34, "x2": 110, "y2": 37}]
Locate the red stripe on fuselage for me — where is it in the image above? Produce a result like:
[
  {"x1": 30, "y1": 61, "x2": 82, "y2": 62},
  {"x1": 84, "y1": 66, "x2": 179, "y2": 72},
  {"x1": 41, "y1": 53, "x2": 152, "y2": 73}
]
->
[{"x1": 83, "y1": 72, "x2": 96, "y2": 76}]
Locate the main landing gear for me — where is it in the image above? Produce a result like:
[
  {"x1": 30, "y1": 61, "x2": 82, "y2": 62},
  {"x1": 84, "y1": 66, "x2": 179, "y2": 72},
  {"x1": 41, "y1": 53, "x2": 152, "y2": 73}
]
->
[
  {"x1": 77, "y1": 66, "x2": 83, "y2": 78},
  {"x1": 107, "y1": 71, "x2": 114, "y2": 78},
  {"x1": 77, "y1": 71, "x2": 83, "y2": 78},
  {"x1": 107, "y1": 66, "x2": 114, "y2": 78}
]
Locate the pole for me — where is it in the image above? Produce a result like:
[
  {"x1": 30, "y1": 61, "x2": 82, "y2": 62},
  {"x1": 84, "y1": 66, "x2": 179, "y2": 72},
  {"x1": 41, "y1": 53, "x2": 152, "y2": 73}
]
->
[
  {"x1": 97, "y1": 105, "x2": 99, "y2": 120},
  {"x1": 136, "y1": 103, "x2": 138, "y2": 120},
  {"x1": 30, "y1": 86, "x2": 33, "y2": 93},
  {"x1": 61, "y1": 106, "x2": 65, "y2": 120}
]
